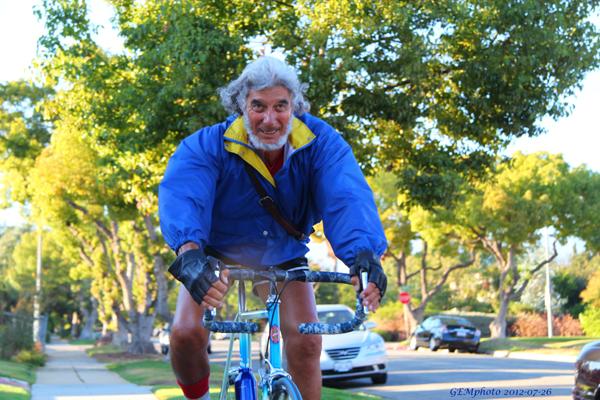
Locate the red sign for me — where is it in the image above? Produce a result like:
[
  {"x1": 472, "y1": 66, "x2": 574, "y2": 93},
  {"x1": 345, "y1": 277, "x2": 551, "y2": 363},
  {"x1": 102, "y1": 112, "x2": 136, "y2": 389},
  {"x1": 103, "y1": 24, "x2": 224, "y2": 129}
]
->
[{"x1": 398, "y1": 291, "x2": 411, "y2": 304}]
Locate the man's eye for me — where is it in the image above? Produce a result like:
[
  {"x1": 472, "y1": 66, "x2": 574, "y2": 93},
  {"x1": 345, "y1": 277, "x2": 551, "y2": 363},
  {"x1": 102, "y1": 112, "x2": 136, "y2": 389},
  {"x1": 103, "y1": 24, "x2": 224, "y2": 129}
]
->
[
  {"x1": 251, "y1": 104, "x2": 265, "y2": 112},
  {"x1": 275, "y1": 103, "x2": 289, "y2": 112}
]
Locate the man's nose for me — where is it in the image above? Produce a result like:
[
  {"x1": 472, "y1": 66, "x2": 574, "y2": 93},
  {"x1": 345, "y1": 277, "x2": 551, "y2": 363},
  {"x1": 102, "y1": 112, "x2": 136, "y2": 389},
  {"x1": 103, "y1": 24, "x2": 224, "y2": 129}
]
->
[{"x1": 263, "y1": 108, "x2": 276, "y2": 124}]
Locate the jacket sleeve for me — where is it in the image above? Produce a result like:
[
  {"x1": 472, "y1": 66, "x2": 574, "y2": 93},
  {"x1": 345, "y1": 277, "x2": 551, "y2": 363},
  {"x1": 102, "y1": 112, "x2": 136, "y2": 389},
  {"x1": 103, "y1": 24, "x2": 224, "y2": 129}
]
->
[
  {"x1": 158, "y1": 129, "x2": 220, "y2": 252},
  {"x1": 310, "y1": 125, "x2": 387, "y2": 266}
]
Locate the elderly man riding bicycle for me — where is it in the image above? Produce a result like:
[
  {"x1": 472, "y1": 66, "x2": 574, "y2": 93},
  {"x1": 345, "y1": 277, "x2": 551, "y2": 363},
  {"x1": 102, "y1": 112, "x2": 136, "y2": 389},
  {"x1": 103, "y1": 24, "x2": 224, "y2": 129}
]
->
[{"x1": 159, "y1": 56, "x2": 388, "y2": 400}]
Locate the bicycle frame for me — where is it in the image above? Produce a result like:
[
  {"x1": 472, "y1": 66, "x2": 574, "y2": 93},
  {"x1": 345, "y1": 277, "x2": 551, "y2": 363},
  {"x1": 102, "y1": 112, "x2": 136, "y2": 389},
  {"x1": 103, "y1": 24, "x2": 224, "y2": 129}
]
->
[
  {"x1": 219, "y1": 279, "x2": 287, "y2": 400},
  {"x1": 206, "y1": 266, "x2": 369, "y2": 400}
]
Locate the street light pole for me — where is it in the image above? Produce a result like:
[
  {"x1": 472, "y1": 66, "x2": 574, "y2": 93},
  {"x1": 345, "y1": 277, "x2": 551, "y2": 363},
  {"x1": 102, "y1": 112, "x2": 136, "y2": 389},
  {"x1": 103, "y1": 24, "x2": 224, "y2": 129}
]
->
[
  {"x1": 544, "y1": 228, "x2": 553, "y2": 338},
  {"x1": 33, "y1": 229, "x2": 43, "y2": 347}
]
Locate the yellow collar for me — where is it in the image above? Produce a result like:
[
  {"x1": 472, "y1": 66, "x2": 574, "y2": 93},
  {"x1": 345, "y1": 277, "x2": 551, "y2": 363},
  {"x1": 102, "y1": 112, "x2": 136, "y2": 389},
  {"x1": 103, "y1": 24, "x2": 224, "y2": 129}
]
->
[{"x1": 223, "y1": 116, "x2": 315, "y2": 186}]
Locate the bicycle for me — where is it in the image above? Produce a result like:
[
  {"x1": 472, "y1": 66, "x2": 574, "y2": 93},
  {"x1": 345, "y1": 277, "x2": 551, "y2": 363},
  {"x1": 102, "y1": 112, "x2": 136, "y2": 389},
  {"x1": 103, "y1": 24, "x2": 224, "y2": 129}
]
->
[{"x1": 202, "y1": 258, "x2": 370, "y2": 400}]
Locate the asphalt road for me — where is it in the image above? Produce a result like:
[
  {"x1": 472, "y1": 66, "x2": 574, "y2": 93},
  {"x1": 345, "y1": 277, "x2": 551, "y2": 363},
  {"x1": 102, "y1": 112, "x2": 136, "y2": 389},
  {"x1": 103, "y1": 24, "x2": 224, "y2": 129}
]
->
[
  {"x1": 208, "y1": 340, "x2": 575, "y2": 400},
  {"x1": 328, "y1": 348, "x2": 575, "y2": 400}
]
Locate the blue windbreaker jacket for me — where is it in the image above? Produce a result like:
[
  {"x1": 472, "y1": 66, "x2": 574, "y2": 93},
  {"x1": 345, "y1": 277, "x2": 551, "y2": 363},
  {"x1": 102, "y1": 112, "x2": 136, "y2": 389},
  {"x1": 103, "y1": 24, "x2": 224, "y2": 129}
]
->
[{"x1": 158, "y1": 112, "x2": 387, "y2": 268}]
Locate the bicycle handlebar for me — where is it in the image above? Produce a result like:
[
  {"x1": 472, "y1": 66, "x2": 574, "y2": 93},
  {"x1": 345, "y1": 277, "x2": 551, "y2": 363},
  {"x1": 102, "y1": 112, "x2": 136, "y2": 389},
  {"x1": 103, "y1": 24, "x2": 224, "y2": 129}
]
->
[{"x1": 202, "y1": 265, "x2": 367, "y2": 335}]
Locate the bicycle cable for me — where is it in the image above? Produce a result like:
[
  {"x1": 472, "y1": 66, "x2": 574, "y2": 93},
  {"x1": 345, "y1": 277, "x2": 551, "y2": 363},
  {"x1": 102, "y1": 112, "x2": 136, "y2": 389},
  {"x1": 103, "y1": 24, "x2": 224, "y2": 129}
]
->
[{"x1": 264, "y1": 276, "x2": 293, "y2": 362}]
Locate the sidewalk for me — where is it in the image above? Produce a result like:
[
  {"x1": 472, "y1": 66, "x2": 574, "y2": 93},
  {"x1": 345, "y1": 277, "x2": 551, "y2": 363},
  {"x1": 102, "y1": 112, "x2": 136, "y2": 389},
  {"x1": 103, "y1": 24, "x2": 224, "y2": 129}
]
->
[{"x1": 31, "y1": 339, "x2": 156, "y2": 400}]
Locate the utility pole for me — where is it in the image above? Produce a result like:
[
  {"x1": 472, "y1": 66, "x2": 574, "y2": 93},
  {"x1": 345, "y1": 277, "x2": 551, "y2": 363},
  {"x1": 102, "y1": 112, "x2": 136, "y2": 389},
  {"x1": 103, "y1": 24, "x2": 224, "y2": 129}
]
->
[
  {"x1": 544, "y1": 228, "x2": 553, "y2": 338},
  {"x1": 33, "y1": 229, "x2": 43, "y2": 347}
]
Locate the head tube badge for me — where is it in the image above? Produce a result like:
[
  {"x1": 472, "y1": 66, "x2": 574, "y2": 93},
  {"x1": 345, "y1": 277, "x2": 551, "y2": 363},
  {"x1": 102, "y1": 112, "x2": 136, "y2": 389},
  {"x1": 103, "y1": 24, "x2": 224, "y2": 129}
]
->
[{"x1": 269, "y1": 325, "x2": 281, "y2": 344}]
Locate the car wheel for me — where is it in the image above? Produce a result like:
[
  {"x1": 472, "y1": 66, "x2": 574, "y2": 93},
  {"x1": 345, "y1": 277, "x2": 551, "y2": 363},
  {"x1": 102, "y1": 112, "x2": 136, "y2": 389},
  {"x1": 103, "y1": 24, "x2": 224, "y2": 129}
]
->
[
  {"x1": 470, "y1": 344, "x2": 479, "y2": 353},
  {"x1": 207, "y1": 343, "x2": 212, "y2": 354},
  {"x1": 448, "y1": 347, "x2": 456, "y2": 353},
  {"x1": 429, "y1": 337, "x2": 440, "y2": 352},
  {"x1": 371, "y1": 373, "x2": 387, "y2": 385},
  {"x1": 409, "y1": 336, "x2": 418, "y2": 351}
]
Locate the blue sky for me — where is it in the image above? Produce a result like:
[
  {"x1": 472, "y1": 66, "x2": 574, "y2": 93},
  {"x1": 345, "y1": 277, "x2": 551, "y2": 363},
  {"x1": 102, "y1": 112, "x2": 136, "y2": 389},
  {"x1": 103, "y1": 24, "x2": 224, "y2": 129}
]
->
[{"x1": 1, "y1": 1, "x2": 599, "y2": 233}]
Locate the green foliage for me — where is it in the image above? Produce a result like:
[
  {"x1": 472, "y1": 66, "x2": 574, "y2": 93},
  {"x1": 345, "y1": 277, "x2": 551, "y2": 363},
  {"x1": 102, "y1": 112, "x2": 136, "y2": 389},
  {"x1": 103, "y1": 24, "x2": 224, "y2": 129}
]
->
[
  {"x1": 271, "y1": 0, "x2": 600, "y2": 208},
  {"x1": 552, "y1": 270, "x2": 587, "y2": 317},
  {"x1": 12, "y1": 348, "x2": 47, "y2": 367},
  {"x1": 371, "y1": 300, "x2": 404, "y2": 340},
  {"x1": 553, "y1": 167, "x2": 600, "y2": 252},
  {"x1": 579, "y1": 306, "x2": 600, "y2": 337},
  {"x1": 0, "y1": 313, "x2": 34, "y2": 359}
]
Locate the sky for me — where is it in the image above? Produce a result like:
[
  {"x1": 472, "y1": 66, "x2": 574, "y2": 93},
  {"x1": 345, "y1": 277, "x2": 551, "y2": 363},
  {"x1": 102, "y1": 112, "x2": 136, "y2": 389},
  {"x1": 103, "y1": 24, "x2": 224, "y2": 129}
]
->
[{"x1": 1, "y1": 1, "x2": 599, "y2": 260}]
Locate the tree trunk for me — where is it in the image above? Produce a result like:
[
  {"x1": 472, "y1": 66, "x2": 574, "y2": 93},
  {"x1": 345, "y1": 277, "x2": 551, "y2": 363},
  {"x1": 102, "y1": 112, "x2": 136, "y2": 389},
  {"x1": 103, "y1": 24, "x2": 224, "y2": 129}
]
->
[
  {"x1": 488, "y1": 245, "x2": 516, "y2": 339},
  {"x1": 144, "y1": 215, "x2": 171, "y2": 323},
  {"x1": 153, "y1": 256, "x2": 171, "y2": 323},
  {"x1": 127, "y1": 312, "x2": 157, "y2": 354},
  {"x1": 111, "y1": 313, "x2": 129, "y2": 348},
  {"x1": 79, "y1": 296, "x2": 98, "y2": 340},
  {"x1": 404, "y1": 304, "x2": 423, "y2": 335},
  {"x1": 490, "y1": 291, "x2": 510, "y2": 338}
]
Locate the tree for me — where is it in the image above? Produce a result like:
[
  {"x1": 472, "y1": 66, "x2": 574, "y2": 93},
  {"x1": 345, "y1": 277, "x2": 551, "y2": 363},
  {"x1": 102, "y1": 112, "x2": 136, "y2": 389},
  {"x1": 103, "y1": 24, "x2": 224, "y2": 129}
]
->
[
  {"x1": 0, "y1": 81, "x2": 53, "y2": 206},
  {"x1": 453, "y1": 152, "x2": 570, "y2": 337},
  {"x1": 269, "y1": 0, "x2": 600, "y2": 208},
  {"x1": 580, "y1": 269, "x2": 600, "y2": 336},
  {"x1": 29, "y1": 0, "x2": 273, "y2": 352},
  {"x1": 369, "y1": 171, "x2": 476, "y2": 334}
]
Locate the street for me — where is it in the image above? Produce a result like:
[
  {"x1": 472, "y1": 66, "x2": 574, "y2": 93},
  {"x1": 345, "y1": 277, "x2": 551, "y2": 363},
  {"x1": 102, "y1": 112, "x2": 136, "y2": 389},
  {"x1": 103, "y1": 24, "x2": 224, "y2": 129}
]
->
[
  {"x1": 208, "y1": 340, "x2": 575, "y2": 400},
  {"x1": 328, "y1": 349, "x2": 574, "y2": 400}
]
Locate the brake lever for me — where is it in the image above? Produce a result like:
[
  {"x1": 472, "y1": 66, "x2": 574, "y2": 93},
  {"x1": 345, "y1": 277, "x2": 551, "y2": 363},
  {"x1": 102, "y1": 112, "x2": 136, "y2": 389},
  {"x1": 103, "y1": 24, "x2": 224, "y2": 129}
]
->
[{"x1": 360, "y1": 270, "x2": 369, "y2": 315}]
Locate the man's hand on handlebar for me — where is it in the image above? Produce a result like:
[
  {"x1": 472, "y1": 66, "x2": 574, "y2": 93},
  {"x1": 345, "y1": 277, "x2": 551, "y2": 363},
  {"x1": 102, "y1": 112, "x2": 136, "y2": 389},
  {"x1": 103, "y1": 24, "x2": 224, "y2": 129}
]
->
[
  {"x1": 168, "y1": 243, "x2": 230, "y2": 310},
  {"x1": 349, "y1": 251, "x2": 387, "y2": 312}
]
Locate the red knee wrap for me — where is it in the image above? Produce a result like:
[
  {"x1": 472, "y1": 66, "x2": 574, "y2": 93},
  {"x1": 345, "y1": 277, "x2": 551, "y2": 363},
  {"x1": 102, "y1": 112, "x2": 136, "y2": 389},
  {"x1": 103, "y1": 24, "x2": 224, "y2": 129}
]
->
[{"x1": 177, "y1": 375, "x2": 209, "y2": 399}]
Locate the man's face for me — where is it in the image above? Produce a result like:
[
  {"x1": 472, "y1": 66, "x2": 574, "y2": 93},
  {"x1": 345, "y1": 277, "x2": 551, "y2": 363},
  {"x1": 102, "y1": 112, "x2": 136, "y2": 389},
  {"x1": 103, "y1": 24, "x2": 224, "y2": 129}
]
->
[{"x1": 244, "y1": 86, "x2": 293, "y2": 149}]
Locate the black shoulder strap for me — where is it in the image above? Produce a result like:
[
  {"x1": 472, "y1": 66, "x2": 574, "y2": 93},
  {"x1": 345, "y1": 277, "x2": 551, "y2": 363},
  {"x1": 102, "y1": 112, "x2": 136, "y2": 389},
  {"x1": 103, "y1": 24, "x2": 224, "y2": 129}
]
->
[{"x1": 243, "y1": 163, "x2": 306, "y2": 241}]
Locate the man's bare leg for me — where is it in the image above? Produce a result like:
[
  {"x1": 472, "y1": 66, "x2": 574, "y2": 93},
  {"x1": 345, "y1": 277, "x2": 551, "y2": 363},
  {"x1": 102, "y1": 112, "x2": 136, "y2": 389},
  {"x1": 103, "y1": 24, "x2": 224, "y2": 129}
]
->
[
  {"x1": 170, "y1": 284, "x2": 211, "y2": 388},
  {"x1": 256, "y1": 281, "x2": 322, "y2": 400}
]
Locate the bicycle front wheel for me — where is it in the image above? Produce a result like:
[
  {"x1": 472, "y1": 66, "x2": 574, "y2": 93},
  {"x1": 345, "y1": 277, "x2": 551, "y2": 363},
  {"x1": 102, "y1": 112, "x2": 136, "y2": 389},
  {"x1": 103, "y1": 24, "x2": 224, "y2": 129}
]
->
[{"x1": 270, "y1": 376, "x2": 302, "y2": 400}]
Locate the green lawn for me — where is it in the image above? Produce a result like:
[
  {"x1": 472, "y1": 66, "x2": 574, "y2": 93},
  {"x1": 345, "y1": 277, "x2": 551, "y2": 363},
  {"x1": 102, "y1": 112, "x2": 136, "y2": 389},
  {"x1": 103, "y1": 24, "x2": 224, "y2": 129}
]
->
[
  {"x1": 0, "y1": 359, "x2": 35, "y2": 400},
  {"x1": 106, "y1": 358, "x2": 380, "y2": 400},
  {"x1": 0, "y1": 384, "x2": 29, "y2": 400},
  {"x1": 0, "y1": 359, "x2": 36, "y2": 384},
  {"x1": 479, "y1": 336, "x2": 600, "y2": 355}
]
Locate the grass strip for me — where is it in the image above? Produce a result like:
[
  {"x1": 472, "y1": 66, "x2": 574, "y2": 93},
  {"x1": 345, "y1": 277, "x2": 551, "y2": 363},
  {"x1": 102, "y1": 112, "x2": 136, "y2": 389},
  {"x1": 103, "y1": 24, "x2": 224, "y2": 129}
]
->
[
  {"x1": 479, "y1": 336, "x2": 600, "y2": 354},
  {"x1": 0, "y1": 359, "x2": 35, "y2": 384},
  {"x1": 0, "y1": 384, "x2": 29, "y2": 400}
]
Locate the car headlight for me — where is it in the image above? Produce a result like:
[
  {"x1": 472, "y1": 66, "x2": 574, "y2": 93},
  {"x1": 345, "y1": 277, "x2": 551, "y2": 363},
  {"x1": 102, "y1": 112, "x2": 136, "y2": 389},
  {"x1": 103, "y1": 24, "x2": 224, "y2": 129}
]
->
[{"x1": 364, "y1": 340, "x2": 385, "y2": 354}]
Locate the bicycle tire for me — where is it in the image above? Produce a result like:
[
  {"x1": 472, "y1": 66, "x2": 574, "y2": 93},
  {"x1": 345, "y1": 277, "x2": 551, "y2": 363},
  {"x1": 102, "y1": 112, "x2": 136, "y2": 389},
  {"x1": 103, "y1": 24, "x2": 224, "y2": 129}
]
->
[{"x1": 270, "y1": 376, "x2": 302, "y2": 400}]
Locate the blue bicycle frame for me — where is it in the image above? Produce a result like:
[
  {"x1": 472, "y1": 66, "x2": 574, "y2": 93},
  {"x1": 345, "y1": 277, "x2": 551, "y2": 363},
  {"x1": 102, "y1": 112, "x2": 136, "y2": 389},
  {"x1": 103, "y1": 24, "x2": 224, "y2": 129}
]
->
[{"x1": 204, "y1": 266, "x2": 369, "y2": 400}]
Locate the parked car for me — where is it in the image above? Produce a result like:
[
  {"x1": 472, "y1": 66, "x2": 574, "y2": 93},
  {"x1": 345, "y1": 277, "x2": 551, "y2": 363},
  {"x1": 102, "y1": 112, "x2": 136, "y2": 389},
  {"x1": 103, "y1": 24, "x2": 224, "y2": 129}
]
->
[
  {"x1": 409, "y1": 315, "x2": 481, "y2": 353},
  {"x1": 573, "y1": 340, "x2": 600, "y2": 400},
  {"x1": 159, "y1": 323, "x2": 212, "y2": 355},
  {"x1": 261, "y1": 304, "x2": 388, "y2": 384}
]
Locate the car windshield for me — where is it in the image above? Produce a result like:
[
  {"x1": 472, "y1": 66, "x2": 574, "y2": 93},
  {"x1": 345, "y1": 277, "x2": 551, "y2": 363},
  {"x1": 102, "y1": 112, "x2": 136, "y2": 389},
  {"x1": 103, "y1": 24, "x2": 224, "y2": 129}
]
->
[{"x1": 318, "y1": 309, "x2": 353, "y2": 325}]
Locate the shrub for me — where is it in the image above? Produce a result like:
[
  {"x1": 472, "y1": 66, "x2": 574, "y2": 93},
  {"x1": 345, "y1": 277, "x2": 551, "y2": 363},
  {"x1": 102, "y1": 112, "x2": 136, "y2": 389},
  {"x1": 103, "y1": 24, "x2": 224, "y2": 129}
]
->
[
  {"x1": 554, "y1": 314, "x2": 583, "y2": 336},
  {"x1": 509, "y1": 313, "x2": 548, "y2": 337},
  {"x1": 370, "y1": 301, "x2": 405, "y2": 340},
  {"x1": 580, "y1": 306, "x2": 600, "y2": 336},
  {"x1": 0, "y1": 313, "x2": 34, "y2": 358},
  {"x1": 12, "y1": 348, "x2": 47, "y2": 366}
]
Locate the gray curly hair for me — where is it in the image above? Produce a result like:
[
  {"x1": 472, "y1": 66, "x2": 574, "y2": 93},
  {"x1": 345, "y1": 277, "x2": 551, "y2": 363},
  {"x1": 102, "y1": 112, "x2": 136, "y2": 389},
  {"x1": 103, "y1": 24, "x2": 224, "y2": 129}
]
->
[{"x1": 219, "y1": 56, "x2": 310, "y2": 116}]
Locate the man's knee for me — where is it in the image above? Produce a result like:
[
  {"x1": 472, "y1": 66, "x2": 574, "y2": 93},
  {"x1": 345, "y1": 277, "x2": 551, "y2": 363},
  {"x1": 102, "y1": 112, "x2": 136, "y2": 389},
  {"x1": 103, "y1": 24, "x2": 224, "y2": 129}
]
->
[
  {"x1": 170, "y1": 320, "x2": 208, "y2": 351},
  {"x1": 287, "y1": 333, "x2": 322, "y2": 361}
]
